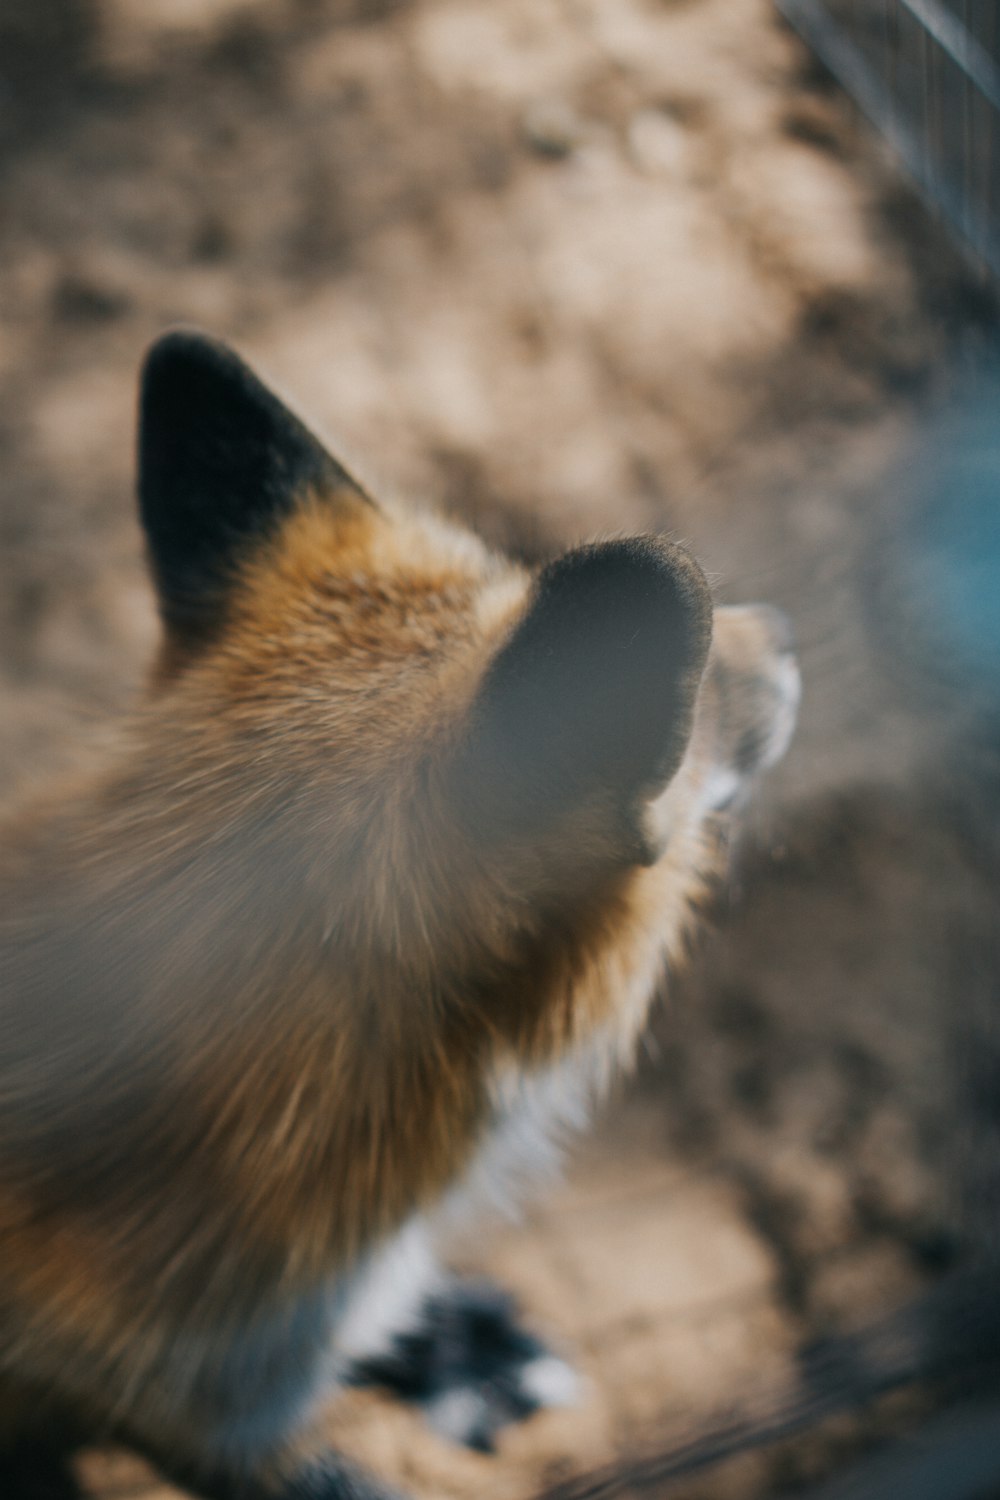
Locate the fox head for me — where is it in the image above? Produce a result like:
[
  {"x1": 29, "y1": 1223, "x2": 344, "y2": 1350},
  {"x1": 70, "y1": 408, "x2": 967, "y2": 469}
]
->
[{"x1": 133, "y1": 331, "x2": 798, "y2": 1074}]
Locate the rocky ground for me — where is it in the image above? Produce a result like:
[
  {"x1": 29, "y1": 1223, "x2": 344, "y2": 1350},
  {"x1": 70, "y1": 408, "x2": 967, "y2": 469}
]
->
[{"x1": 2, "y1": 1, "x2": 999, "y2": 1496}]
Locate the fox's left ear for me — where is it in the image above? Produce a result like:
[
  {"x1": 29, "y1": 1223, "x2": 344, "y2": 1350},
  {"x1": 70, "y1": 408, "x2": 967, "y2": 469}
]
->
[{"x1": 138, "y1": 329, "x2": 372, "y2": 653}]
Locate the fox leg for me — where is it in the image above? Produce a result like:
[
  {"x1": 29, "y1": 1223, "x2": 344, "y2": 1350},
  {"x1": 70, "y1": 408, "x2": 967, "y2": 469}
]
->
[
  {"x1": 145, "y1": 1450, "x2": 401, "y2": 1500},
  {"x1": 347, "y1": 1278, "x2": 578, "y2": 1452}
]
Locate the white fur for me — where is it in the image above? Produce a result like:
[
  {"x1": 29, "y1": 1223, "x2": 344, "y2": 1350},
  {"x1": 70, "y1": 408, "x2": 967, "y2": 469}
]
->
[
  {"x1": 699, "y1": 762, "x2": 743, "y2": 813},
  {"x1": 760, "y1": 653, "x2": 801, "y2": 770},
  {"x1": 423, "y1": 1386, "x2": 490, "y2": 1444},
  {"x1": 519, "y1": 1354, "x2": 580, "y2": 1407},
  {"x1": 437, "y1": 1044, "x2": 608, "y2": 1233},
  {"x1": 333, "y1": 1216, "x2": 442, "y2": 1364}
]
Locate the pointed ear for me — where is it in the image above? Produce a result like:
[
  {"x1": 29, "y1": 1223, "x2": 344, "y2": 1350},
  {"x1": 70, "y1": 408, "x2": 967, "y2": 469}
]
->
[
  {"x1": 138, "y1": 329, "x2": 373, "y2": 651},
  {"x1": 458, "y1": 538, "x2": 713, "y2": 864}
]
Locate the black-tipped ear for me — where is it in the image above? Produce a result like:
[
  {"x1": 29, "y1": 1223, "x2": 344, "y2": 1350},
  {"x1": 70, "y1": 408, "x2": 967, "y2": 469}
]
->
[
  {"x1": 138, "y1": 329, "x2": 372, "y2": 649},
  {"x1": 459, "y1": 538, "x2": 713, "y2": 861}
]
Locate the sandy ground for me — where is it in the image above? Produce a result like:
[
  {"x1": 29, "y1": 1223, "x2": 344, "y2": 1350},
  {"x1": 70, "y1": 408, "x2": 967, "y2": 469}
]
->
[{"x1": 2, "y1": 0, "x2": 999, "y2": 1497}]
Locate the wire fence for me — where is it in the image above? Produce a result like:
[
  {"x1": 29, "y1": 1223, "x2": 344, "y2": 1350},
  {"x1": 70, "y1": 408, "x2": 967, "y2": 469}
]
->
[{"x1": 776, "y1": 0, "x2": 999, "y2": 279}]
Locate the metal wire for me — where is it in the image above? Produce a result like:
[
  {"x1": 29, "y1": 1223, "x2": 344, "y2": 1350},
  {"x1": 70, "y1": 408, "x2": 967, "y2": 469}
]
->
[{"x1": 777, "y1": 0, "x2": 1000, "y2": 278}]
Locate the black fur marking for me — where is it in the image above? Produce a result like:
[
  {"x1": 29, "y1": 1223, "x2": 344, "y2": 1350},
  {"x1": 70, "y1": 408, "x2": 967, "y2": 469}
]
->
[
  {"x1": 459, "y1": 538, "x2": 712, "y2": 855},
  {"x1": 139, "y1": 329, "x2": 371, "y2": 649},
  {"x1": 0, "y1": 1439, "x2": 84, "y2": 1500},
  {"x1": 347, "y1": 1279, "x2": 561, "y2": 1453}
]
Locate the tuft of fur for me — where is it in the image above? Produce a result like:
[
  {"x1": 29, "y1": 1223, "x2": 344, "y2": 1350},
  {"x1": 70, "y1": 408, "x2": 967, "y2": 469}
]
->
[{"x1": 0, "y1": 332, "x2": 798, "y2": 1500}]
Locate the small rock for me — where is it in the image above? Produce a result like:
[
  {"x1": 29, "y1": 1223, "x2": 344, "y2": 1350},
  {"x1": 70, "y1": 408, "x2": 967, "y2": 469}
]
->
[
  {"x1": 522, "y1": 98, "x2": 584, "y2": 159},
  {"x1": 51, "y1": 272, "x2": 130, "y2": 324}
]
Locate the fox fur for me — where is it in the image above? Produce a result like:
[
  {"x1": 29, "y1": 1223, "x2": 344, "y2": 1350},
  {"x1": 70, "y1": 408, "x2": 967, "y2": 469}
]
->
[{"x1": 0, "y1": 331, "x2": 798, "y2": 1499}]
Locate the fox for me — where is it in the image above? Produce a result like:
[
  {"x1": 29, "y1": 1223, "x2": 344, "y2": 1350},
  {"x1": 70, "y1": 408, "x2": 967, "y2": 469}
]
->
[{"x1": 0, "y1": 330, "x2": 799, "y2": 1500}]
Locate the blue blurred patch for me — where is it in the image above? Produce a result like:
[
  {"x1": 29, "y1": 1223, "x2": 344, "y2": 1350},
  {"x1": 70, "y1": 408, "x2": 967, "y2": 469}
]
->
[{"x1": 904, "y1": 385, "x2": 1000, "y2": 696}]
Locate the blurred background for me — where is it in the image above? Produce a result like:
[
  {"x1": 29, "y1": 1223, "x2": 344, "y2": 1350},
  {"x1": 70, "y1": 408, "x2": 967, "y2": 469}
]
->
[{"x1": 1, "y1": 1, "x2": 999, "y2": 1497}]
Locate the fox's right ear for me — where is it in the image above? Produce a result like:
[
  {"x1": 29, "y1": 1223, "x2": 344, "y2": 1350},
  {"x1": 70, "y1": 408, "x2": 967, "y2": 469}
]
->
[
  {"x1": 457, "y1": 537, "x2": 712, "y2": 867},
  {"x1": 138, "y1": 329, "x2": 372, "y2": 655}
]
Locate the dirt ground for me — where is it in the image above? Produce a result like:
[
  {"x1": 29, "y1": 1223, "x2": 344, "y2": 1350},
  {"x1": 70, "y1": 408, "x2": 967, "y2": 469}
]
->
[{"x1": 2, "y1": 1, "x2": 1000, "y2": 1497}]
